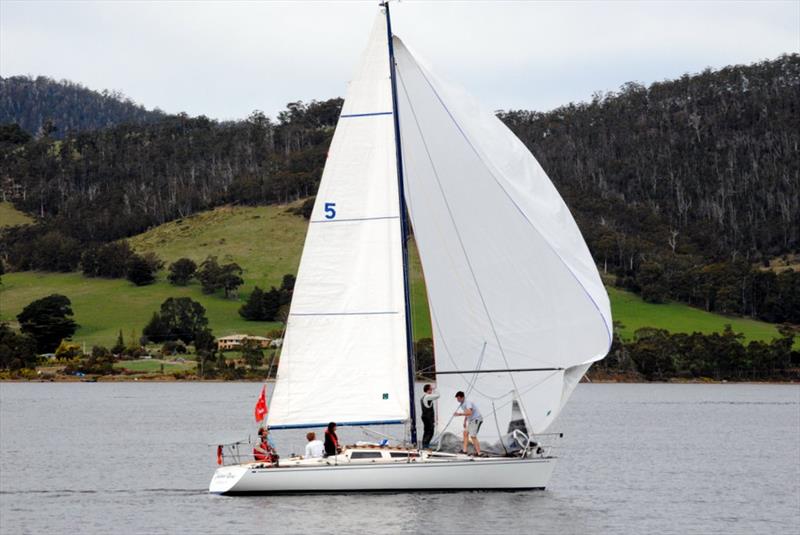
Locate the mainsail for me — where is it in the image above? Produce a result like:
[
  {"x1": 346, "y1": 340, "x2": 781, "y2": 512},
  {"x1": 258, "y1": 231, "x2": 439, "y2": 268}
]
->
[
  {"x1": 392, "y1": 37, "x2": 612, "y2": 439},
  {"x1": 267, "y1": 16, "x2": 410, "y2": 429}
]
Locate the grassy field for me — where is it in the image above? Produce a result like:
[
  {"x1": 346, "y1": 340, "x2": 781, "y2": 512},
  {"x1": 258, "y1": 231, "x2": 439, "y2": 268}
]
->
[
  {"x1": 0, "y1": 202, "x2": 791, "y2": 349},
  {"x1": 113, "y1": 359, "x2": 196, "y2": 373},
  {"x1": 0, "y1": 202, "x2": 33, "y2": 228},
  {"x1": 607, "y1": 287, "x2": 786, "y2": 343}
]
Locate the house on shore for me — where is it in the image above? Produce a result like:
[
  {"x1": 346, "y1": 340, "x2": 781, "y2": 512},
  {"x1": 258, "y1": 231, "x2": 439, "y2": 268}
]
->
[{"x1": 217, "y1": 334, "x2": 270, "y2": 351}]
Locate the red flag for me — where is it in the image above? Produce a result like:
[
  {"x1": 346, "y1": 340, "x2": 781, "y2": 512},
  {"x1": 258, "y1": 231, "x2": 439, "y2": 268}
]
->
[
  {"x1": 254, "y1": 385, "x2": 267, "y2": 422},
  {"x1": 216, "y1": 445, "x2": 223, "y2": 465}
]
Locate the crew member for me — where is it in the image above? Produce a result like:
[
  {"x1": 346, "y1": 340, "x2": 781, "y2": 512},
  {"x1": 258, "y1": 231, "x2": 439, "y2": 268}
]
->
[
  {"x1": 253, "y1": 427, "x2": 276, "y2": 463},
  {"x1": 420, "y1": 384, "x2": 440, "y2": 449},
  {"x1": 305, "y1": 431, "x2": 325, "y2": 459},
  {"x1": 454, "y1": 391, "x2": 483, "y2": 456},
  {"x1": 324, "y1": 422, "x2": 341, "y2": 457}
]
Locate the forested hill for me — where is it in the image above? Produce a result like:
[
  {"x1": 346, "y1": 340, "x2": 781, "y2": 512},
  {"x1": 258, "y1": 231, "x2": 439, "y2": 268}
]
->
[
  {"x1": 500, "y1": 54, "x2": 800, "y2": 264},
  {"x1": 0, "y1": 75, "x2": 164, "y2": 137},
  {"x1": 1, "y1": 55, "x2": 798, "y2": 323}
]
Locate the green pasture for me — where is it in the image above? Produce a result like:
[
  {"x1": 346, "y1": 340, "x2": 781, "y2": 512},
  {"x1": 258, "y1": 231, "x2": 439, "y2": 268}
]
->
[
  {"x1": 113, "y1": 359, "x2": 196, "y2": 373},
  {"x1": 0, "y1": 202, "x2": 792, "y2": 350},
  {"x1": 0, "y1": 202, "x2": 33, "y2": 228}
]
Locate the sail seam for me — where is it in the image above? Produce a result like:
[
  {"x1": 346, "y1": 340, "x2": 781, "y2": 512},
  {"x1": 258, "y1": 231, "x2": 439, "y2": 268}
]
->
[
  {"x1": 310, "y1": 215, "x2": 399, "y2": 223},
  {"x1": 290, "y1": 311, "x2": 399, "y2": 317},
  {"x1": 339, "y1": 111, "x2": 393, "y2": 118},
  {"x1": 407, "y1": 54, "x2": 613, "y2": 351}
]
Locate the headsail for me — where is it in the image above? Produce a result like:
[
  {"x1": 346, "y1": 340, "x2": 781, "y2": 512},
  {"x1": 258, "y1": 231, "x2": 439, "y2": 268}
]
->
[
  {"x1": 392, "y1": 37, "x2": 612, "y2": 439},
  {"x1": 267, "y1": 16, "x2": 410, "y2": 429}
]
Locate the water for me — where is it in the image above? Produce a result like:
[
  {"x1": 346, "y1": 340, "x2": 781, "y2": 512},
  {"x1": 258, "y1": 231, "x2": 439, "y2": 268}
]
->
[{"x1": 1, "y1": 383, "x2": 798, "y2": 535}]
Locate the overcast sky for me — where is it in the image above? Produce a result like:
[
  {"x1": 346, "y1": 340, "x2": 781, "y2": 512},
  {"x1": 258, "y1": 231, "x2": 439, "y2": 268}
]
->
[{"x1": 2, "y1": 1, "x2": 798, "y2": 121}]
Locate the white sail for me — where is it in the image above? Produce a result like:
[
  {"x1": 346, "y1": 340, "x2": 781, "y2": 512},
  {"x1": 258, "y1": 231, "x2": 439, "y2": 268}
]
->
[
  {"x1": 267, "y1": 16, "x2": 411, "y2": 429},
  {"x1": 392, "y1": 37, "x2": 612, "y2": 439}
]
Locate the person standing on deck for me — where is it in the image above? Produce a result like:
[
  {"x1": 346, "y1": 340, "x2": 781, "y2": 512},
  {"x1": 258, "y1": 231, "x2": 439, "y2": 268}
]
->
[
  {"x1": 420, "y1": 384, "x2": 440, "y2": 449},
  {"x1": 324, "y1": 422, "x2": 341, "y2": 457},
  {"x1": 454, "y1": 391, "x2": 483, "y2": 456}
]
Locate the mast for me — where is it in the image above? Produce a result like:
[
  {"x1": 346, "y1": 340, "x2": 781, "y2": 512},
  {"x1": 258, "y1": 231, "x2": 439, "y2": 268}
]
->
[{"x1": 382, "y1": 1, "x2": 418, "y2": 446}]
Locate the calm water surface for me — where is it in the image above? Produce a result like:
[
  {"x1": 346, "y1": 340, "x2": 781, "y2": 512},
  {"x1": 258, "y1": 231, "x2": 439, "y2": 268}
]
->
[{"x1": 1, "y1": 383, "x2": 798, "y2": 535}]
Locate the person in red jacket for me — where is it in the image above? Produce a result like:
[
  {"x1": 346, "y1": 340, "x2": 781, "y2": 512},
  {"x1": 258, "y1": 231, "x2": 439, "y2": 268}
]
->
[
  {"x1": 253, "y1": 427, "x2": 276, "y2": 463},
  {"x1": 324, "y1": 422, "x2": 341, "y2": 457}
]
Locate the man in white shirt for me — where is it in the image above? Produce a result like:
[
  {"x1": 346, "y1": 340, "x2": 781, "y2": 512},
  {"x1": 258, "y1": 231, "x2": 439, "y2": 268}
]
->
[
  {"x1": 304, "y1": 431, "x2": 324, "y2": 459},
  {"x1": 454, "y1": 391, "x2": 483, "y2": 456}
]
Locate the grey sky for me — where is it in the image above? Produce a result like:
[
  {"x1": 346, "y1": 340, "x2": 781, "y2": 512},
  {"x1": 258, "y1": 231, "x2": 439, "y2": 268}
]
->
[{"x1": 2, "y1": 1, "x2": 798, "y2": 121}]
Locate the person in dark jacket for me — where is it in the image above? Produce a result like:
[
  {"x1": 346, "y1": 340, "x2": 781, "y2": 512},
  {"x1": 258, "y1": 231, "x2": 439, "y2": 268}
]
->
[
  {"x1": 420, "y1": 384, "x2": 440, "y2": 449},
  {"x1": 324, "y1": 422, "x2": 340, "y2": 456}
]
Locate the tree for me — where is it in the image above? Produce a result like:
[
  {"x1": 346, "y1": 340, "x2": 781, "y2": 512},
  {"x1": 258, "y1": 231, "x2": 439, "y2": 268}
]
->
[
  {"x1": 242, "y1": 339, "x2": 264, "y2": 370},
  {"x1": 197, "y1": 256, "x2": 242, "y2": 297},
  {"x1": 127, "y1": 254, "x2": 157, "y2": 286},
  {"x1": 219, "y1": 262, "x2": 244, "y2": 298},
  {"x1": 194, "y1": 328, "x2": 217, "y2": 352},
  {"x1": 55, "y1": 340, "x2": 82, "y2": 360},
  {"x1": 143, "y1": 312, "x2": 170, "y2": 343},
  {"x1": 0, "y1": 323, "x2": 37, "y2": 370},
  {"x1": 16, "y1": 294, "x2": 78, "y2": 353},
  {"x1": 145, "y1": 297, "x2": 210, "y2": 344},
  {"x1": 81, "y1": 241, "x2": 135, "y2": 278},
  {"x1": 238, "y1": 286, "x2": 282, "y2": 321},
  {"x1": 168, "y1": 258, "x2": 197, "y2": 286},
  {"x1": 239, "y1": 287, "x2": 266, "y2": 320},
  {"x1": 263, "y1": 287, "x2": 282, "y2": 320},
  {"x1": 111, "y1": 330, "x2": 125, "y2": 354},
  {"x1": 197, "y1": 256, "x2": 222, "y2": 294},
  {"x1": 281, "y1": 274, "x2": 296, "y2": 293},
  {"x1": 414, "y1": 338, "x2": 434, "y2": 377}
]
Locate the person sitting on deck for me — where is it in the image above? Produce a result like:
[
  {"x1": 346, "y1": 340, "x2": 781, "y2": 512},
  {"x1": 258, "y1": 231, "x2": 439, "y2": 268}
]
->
[
  {"x1": 305, "y1": 431, "x2": 325, "y2": 459},
  {"x1": 324, "y1": 422, "x2": 341, "y2": 457},
  {"x1": 253, "y1": 427, "x2": 276, "y2": 463}
]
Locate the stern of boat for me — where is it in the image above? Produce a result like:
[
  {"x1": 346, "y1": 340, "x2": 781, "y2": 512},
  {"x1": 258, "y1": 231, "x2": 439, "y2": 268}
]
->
[{"x1": 209, "y1": 464, "x2": 248, "y2": 494}]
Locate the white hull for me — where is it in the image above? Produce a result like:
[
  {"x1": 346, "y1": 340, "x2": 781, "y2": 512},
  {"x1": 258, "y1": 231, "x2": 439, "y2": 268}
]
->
[{"x1": 209, "y1": 456, "x2": 556, "y2": 494}]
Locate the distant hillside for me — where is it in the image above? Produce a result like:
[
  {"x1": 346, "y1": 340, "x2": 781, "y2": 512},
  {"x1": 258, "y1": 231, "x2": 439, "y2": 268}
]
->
[
  {"x1": 501, "y1": 54, "x2": 800, "y2": 262},
  {"x1": 0, "y1": 204, "x2": 790, "y2": 349},
  {"x1": 1, "y1": 56, "x2": 798, "y2": 324},
  {"x1": 0, "y1": 75, "x2": 164, "y2": 137}
]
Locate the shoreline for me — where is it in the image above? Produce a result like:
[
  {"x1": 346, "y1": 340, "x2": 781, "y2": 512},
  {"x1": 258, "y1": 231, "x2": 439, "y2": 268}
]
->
[{"x1": 0, "y1": 375, "x2": 796, "y2": 385}]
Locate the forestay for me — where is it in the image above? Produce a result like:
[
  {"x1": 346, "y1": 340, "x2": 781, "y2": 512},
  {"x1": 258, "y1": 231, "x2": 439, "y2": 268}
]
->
[
  {"x1": 392, "y1": 37, "x2": 612, "y2": 439},
  {"x1": 268, "y1": 17, "x2": 410, "y2": 429}
]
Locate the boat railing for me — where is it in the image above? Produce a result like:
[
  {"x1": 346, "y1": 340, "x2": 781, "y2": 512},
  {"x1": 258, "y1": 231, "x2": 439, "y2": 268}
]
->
[
  {"x1": 213, "y1": 438, "x2": 276, "y2": 467},
  {"x1": 518, "y1": 431, "x2": 563, "y2": 458}
]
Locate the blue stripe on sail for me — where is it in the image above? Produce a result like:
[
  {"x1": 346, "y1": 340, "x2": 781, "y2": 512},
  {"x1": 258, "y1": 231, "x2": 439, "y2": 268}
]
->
[
  {"x1": 339, "y1": 111, "x2": 393, "y2": 118},
  {"x1": 310, "y1": 215, "x2": 400, "y2": 224},
  {"x1": 290, "y1": 311, "x2": 398, "y2": 317},
  {"x1": 268, "y1": 419, "x2": 405, "y2": 430}
]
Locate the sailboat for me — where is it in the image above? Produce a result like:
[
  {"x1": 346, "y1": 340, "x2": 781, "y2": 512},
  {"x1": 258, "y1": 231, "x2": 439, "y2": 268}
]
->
[{"x1": 209, "y1": 2, "x2": 612, "y2": 494}]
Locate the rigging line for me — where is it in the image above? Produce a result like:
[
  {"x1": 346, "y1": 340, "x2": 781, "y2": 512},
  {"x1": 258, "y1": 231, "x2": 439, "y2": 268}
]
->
[
  {"x1": 456, "y1": 370, "x2": 560, "y2": 439},
  {"x1": 395, "y1": 61, "x2": 527, "y2": 418},
  {"x1": 407, "y1": 51, "x2": 613, "y2": 350},
  {"x1": 339, "y1": 111, "x2": 393, "y2": 118},
  {"x1": 491, "y1": 400, "x2": 509, "y2": 456},
  {"x1": 430, "y1": 342, "x2": 487, "y2": 449}
]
